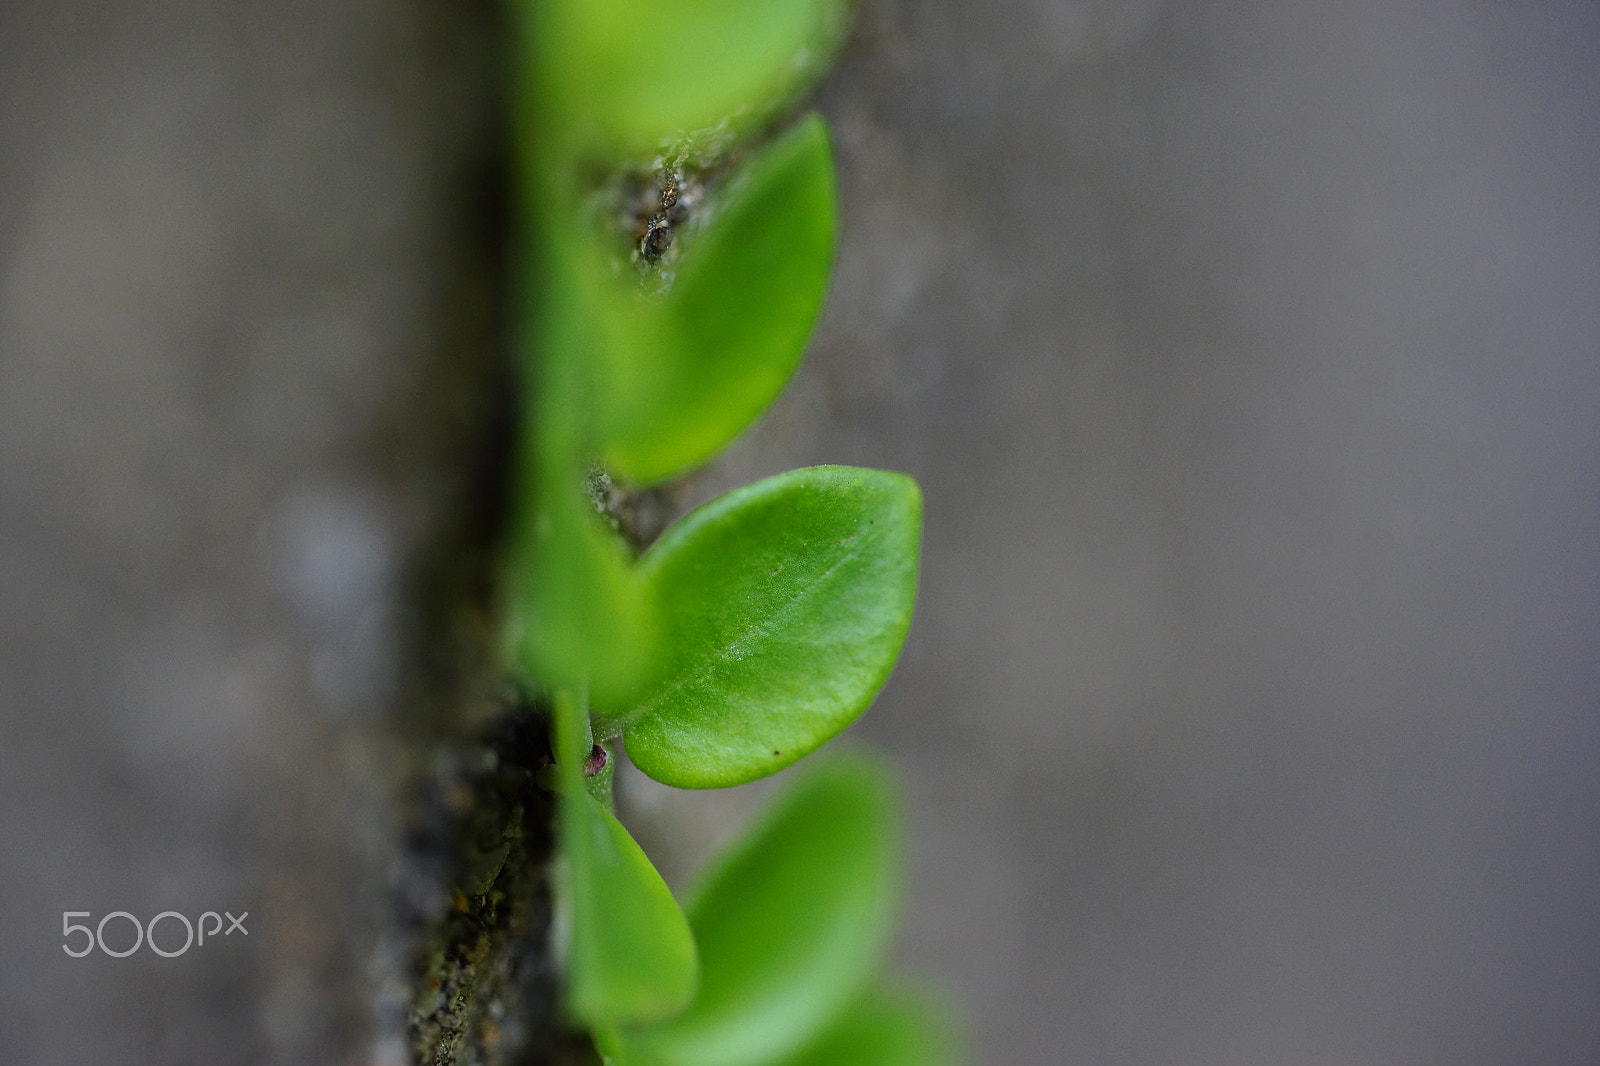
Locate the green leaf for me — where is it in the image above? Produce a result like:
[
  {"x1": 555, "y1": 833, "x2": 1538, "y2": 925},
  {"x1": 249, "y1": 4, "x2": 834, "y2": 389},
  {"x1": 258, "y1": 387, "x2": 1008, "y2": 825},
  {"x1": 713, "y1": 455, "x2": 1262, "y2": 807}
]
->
[
  {"x1": 617, "y1": 466, "x2": 922, "y2": 788},
  {"x1": 597, "y1": 116, "x2": 839, "y2": 485},
  {"x1": 619, "y1": 757, "x2": 902, "y2": 1066},
  {"x1": 564, "y1": 793, "x2": 698, "y2": 1025},
  {"x1": 535, "y1": 0, "x2": 849, "y2": 155},
  {"x1": 768, "y1": 988, "x2": 962, "y2": 1066},
  {"x1": 556, "y1": 693, "x2": 698, "y2": 1026},
  {"x1": 598, "y1": 989, "x2": 961, "y2": 1066},
  {"x1": 500, "y1": 189, "x2": 664, "y2": 704},
  {"x1": 503, "y1": 479, "x2": 656, "y2": 709}
]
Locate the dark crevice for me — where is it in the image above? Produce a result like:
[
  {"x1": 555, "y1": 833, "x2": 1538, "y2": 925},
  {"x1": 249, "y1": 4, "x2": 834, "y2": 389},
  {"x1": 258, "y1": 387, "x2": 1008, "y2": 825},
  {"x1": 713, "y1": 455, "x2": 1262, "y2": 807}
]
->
[
  {"x1": 403, "y1": 699, "x2": 600, "y2": 1066},
  {"x1": 392, "y1": 5, "x2": 586, "y2": 1060}
]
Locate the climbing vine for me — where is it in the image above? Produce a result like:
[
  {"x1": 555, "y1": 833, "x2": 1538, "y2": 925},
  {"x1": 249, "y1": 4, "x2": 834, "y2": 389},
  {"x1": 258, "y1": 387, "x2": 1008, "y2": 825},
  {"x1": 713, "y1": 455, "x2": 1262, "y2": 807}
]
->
[{"x1": 443, "y1": 0, "x2": 968, "y2": 1061}]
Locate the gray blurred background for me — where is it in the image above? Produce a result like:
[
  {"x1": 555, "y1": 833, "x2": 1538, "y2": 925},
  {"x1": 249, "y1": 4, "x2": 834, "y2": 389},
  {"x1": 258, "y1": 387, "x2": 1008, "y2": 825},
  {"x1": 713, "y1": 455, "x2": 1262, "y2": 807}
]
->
[{"x1": 3, "y1": 1, "x2": 1597, "y2": 1064}]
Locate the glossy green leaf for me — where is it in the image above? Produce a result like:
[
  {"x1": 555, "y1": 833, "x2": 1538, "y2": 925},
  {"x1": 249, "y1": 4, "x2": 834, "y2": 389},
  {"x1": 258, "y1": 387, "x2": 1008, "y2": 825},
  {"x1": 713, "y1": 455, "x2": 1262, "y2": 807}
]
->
[
  {"x1": 535, "y1": 0, "x2": 849, "y2": 154},
  {"x1": 619, "y1": 757, "x2": 902, "y2": 1066},
  {"x1": 556, "y1": 693, "x2": 698, "y2": 1026},
  {"x1": 596, "y1": 116, "x2": 838, "y2": 485},
  {"x1": 768, "y1": 988, "x2": 961, "y2": 1066},
  {"x1": 617, "y1": 466, "x2": 922, "y2": 788}
]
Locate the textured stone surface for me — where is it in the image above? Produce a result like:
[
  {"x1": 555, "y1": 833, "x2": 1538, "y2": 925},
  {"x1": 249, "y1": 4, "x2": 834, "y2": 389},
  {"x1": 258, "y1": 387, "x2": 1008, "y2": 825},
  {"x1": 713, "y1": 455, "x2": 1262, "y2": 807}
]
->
[{"x1": 0, "y1": 1, "x2": 504, "y2": 1062}]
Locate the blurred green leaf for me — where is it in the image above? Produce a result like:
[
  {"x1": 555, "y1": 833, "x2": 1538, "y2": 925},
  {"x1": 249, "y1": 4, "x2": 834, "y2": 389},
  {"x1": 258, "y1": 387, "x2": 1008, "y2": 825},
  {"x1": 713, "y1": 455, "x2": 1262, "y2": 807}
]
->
[
  {"x1": 617, "y1": 466, "x2": 921, "y2": 788},
  {"x1": 504, "y1": 479, "x2": 656, "y2": 709},
  {"x1": 556, "y1": 693, "x2": 698, "y2": 1026},
  {"x1": 502, "y1": 206, "x2": 661, "y2": 705},
  {"x1": 597, "y1": 116, "x2": 838, "y2": 485},
  {"x1": 767, "y1": 988, "x2": 962, "y2": 1066},
  {"x1": 619, "y1": 757, "x2": 902, "y2": 1066},
  {"x1": 564, "y1": 793, "x2": 698, "y2": 1026},
  {"x1": 535, "y1": 0, "x2": 849, "y2": 154}
]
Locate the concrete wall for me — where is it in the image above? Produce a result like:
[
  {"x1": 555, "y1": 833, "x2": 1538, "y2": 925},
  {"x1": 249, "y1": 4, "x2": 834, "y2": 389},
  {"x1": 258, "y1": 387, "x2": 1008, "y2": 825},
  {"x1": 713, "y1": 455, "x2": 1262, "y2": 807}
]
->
[
  {"x1": 0, "y1": 2, "x2": 503, "y2": 1061},
  {"x1": 645, "y1": 2, "x2": 1600, "y2": 1063}
]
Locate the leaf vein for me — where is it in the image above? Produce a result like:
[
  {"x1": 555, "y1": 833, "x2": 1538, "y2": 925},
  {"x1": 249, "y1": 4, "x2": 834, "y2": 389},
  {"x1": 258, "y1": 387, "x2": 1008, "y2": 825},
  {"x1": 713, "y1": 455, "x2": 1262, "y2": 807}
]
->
[{"x1": 630, "y1": 538, "x2": 869, "y2": 726}]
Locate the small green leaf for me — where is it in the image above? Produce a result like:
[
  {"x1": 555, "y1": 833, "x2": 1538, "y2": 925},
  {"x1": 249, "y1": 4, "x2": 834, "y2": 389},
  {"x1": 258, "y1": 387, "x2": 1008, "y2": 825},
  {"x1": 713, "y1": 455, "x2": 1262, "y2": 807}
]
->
[
  {"x1": 767, "y1": 988, "x2": 962, "y2": 1066},
  {"x1": 535, "y1": 0, "x2": 849, "y2": 155},
  {"x1": 564, "y1": 793, "x2": 698, "y2": 1026},
  {"x1": 596, "y1": 116, "x2": 838, "y2": 485},
  {"x1": 556, "y1": 693, "x2": 698, "y2": 1026},
  {"x1": 504, "y1": 480, "x2": 655, "y2": 708},
  {"x1": 617, "y1": 466, "x2": 921, "y2": 788},
  {"x1": 620, "y1": 757, "x2": 902, "y2": 1066}
]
